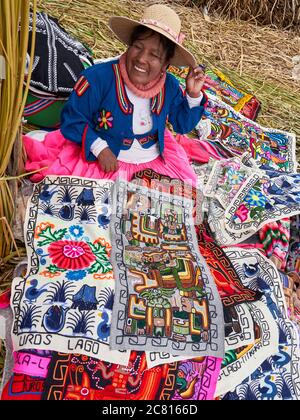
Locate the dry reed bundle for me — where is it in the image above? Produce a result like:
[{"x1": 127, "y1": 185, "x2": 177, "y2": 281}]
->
[
  {"x1": 0, "y1": 0, "x2": 37, "y2": 273},
  {"x1": 35, "y1": 0, "x2": 300, "y2": 158},
  {"x1": 180, "y1": 0, "x2": 300, "y2": 31}
]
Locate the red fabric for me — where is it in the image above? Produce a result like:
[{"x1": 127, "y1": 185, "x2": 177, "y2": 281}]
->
[
  {"x1": 1, "y1": 374, "x2": 44, "y2": 400},
  {"x1": 0, "y1": 289, "x2": 11, "y2": 309}
]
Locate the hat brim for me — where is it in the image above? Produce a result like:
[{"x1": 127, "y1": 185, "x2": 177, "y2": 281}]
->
[{"x1": 109, "y1": 16, "x2": 196, "y2": 68}]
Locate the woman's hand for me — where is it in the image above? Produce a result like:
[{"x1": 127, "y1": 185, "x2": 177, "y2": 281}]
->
[
  {"x1": 186, "y1": 66, "x2": 206, "y2": 98},
  {"x1": 98, "y1": 147, "x2": 119, "y2": 173}
]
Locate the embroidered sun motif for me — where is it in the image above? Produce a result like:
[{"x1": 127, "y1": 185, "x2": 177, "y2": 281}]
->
[{"x1": 98, "y1": 110, "x2": 113, "y2": 130}]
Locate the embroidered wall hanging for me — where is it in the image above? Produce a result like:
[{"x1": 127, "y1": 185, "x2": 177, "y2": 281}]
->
[
  {"x1": 216, "y1": 248, "x2": 300, "y2": 399},
  {"x1": 10, "y1": 175, "x2": 130, "y2": 365},
  {"x1": 196, "y1": 93, "x2": 297, "y2": 173},
  {"x1": 198, "y1": 156, "x2": 300, "y2": 246},
  {"x1": 109, "y1": 180, "x2": 225, "y2": 356},
  {"x1": 215, "y1": 300, "x2": 279, "y2": 397},
  {"x1": 42, "y1": 351, "x2": 222, "y2": 401},
  {"x1": 221, "y1": 317, "x2": 300, "y2": 400},
  {"x1": 167, "y1": 66, "x2": 260, "y2": 120},
  {"x1": 131, "y1": 168, "x2": 204, "y2": 225}
]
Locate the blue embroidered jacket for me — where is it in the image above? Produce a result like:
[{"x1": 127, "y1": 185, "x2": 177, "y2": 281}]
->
[{"x1": 61, "y1": 58, "x2": 207, "y2": 161}]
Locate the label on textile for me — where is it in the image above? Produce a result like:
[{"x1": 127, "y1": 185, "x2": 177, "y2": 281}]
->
[
  {"x1": 109, "y1": 180, "x2": 225, "y2": 356},
  {"x1": 10, "y1": 176, "x2": 130, "y2": 365},
  {"x1": 13, "y1": 352, "x2": 51, "y2": 378}
]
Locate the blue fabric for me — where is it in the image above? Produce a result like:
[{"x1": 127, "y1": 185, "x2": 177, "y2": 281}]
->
[{"x1": 61, "y1": 58, "x2": 206, "y2": 161}]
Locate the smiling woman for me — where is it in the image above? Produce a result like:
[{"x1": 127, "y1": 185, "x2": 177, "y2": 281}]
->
[{"x1": 23, "y1": 4, "x2": 207, "y2": 186}]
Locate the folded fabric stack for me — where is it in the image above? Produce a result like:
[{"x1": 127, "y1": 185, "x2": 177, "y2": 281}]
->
[{"x1": 23, "y1": 12, "x2": 94, "y2": 128}]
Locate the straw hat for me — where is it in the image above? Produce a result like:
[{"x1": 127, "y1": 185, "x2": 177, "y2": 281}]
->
[{"x1": 109, "y1": 4, "x2": 196, "y2": 67}]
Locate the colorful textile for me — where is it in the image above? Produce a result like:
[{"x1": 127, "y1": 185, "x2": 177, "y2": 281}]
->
[
  {"x1": 224, "y1": 171, "x2": 300, "y2": 241},
  {"x1": 42, "y1": 351, "x2": 222, "y2": 400},
  {"x1": 10, "y1": 175, "x2": 129, "y2": 365},
  {"x1": 0, "y1": 289, "x2": 10, "y2": 309},
  {"x1": 259, "y1": 219, "x2": 290, "y2": 270},
  {"x1": 216, "y1": 301, "x2": 279, "y2": 397},
  {"x1": 287, "y1": 215, "x2": 300, "y2": 274},
  {"x1": 131, "y1": 168, "x2": 203, "y2": 225},
  {"x1": 24, "y1": 93, "x2": 65, "y2": 129},
  {"x1": 199, "y1": 156, "x2": 300, "y2": 246},
  {"x1": 109, "y1": 180, "x2": 225, "y2": 356},
  {"x1": 23, "y1": 129, "x2": 197, "y2": 186},
  {"x1": 167, "y1": 66, "x2": 260, "y2": 120},
  {"x1": 196, "y1": 224, "x2": 261, "y2": 307},
  {"x1": 176, "y1": 134, "x2": 232, "y2": 162},
  {"x1": 28, "y1": 12, "x2": 93, "y2": 96},
  {"x1": 217, "y1": 248, "x2": 300, "y2": 400},
  {"x1": 1, "y1": 373, "x2": 44, "y2": 400},
  {"x1": 195, "y1": 94, "x2": 296, "y2": 172},
  {"x1": 221, "y1": 318, "x2": 300, "y2": 400}
]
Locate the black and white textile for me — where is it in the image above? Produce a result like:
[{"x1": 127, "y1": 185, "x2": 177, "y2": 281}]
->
[{"x1": 27, "y1": 12, "x2": 94, "y2": 96}]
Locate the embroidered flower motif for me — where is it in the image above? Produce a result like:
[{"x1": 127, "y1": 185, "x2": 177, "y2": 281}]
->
[
  {"x1": 66, "y1": 270, "x2": 87, "y2": 281},
  {"x1": 34, "y1": 222, "x2": 55, "y2": 238},
  {"x1": 40, "y1": 270, "x2": 61, "y2": 279},
  {"x1": 227, "y1": 168, "x2": 245, "y2": 185},
  {"x1": 234, "y1": 204, "x2": 249, "y2": 222},
  {"x1": 48, "y1": 240, "x2": 95, "y2": 270},
  {"x1": 244, "y1": 189, "x2": 266, "y2": 207},
  {"x1": 69, "y1": 225, "x2": 84, "y2": 239},
  {"x1": 94, "y1": 238, "x2": 112, "y2": 258},
  {"x1": 98, "y1": 110, "x2": 113, "y2": 130}
]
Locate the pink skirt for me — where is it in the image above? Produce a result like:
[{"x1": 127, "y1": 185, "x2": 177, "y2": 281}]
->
[{"x1": 23, "y1": 129, "x2": 197, "y2": 186}]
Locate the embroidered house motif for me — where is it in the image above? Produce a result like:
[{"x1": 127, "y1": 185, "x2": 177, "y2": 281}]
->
[{"x1": 110, "y1": 180, "x2": 224, "y2": 356}]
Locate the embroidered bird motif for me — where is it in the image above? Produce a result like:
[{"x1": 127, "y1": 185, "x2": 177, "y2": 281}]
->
[
  {"x1": 25, "y1": 279, "x2": 48, "y2": 303},
  {"x1": 39, "y1": 185, "x2": 57, "y2": 202},
  {"x1": 97, "y1": 311, "x2": 110, "y2": 342},
  {"x1": 242, "y1": 262, "x2": 260, "y2": 278}
]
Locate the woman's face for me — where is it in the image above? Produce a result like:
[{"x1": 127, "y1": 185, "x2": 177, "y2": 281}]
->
[{"x1": 126, "y1": 31, "x2": 168, "y2": 86}]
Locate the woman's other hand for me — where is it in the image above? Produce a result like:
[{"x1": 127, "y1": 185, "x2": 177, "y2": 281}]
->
[
  {"x1": 186, "y1": 66, "x2": 206, "y2": 98},
  {"x1": 98, "y1": 148, "x2": 119, "y2": 173}
]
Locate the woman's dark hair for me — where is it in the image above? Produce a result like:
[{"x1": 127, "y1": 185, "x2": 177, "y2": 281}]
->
[{"x1": 129, "y1": 25, "x2": 176, "y2": 62}]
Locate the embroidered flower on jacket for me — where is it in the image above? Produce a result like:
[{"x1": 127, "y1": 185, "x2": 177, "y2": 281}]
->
[
  {"x1": 48, "y1": 240, "x2": 95, "y2": 270},
  {"x1": 98, "y1": 110, "x2": 113, "y2": 130},
  {"x1": 234, "y1": 204, "x2": 249, "y2": 222}
]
